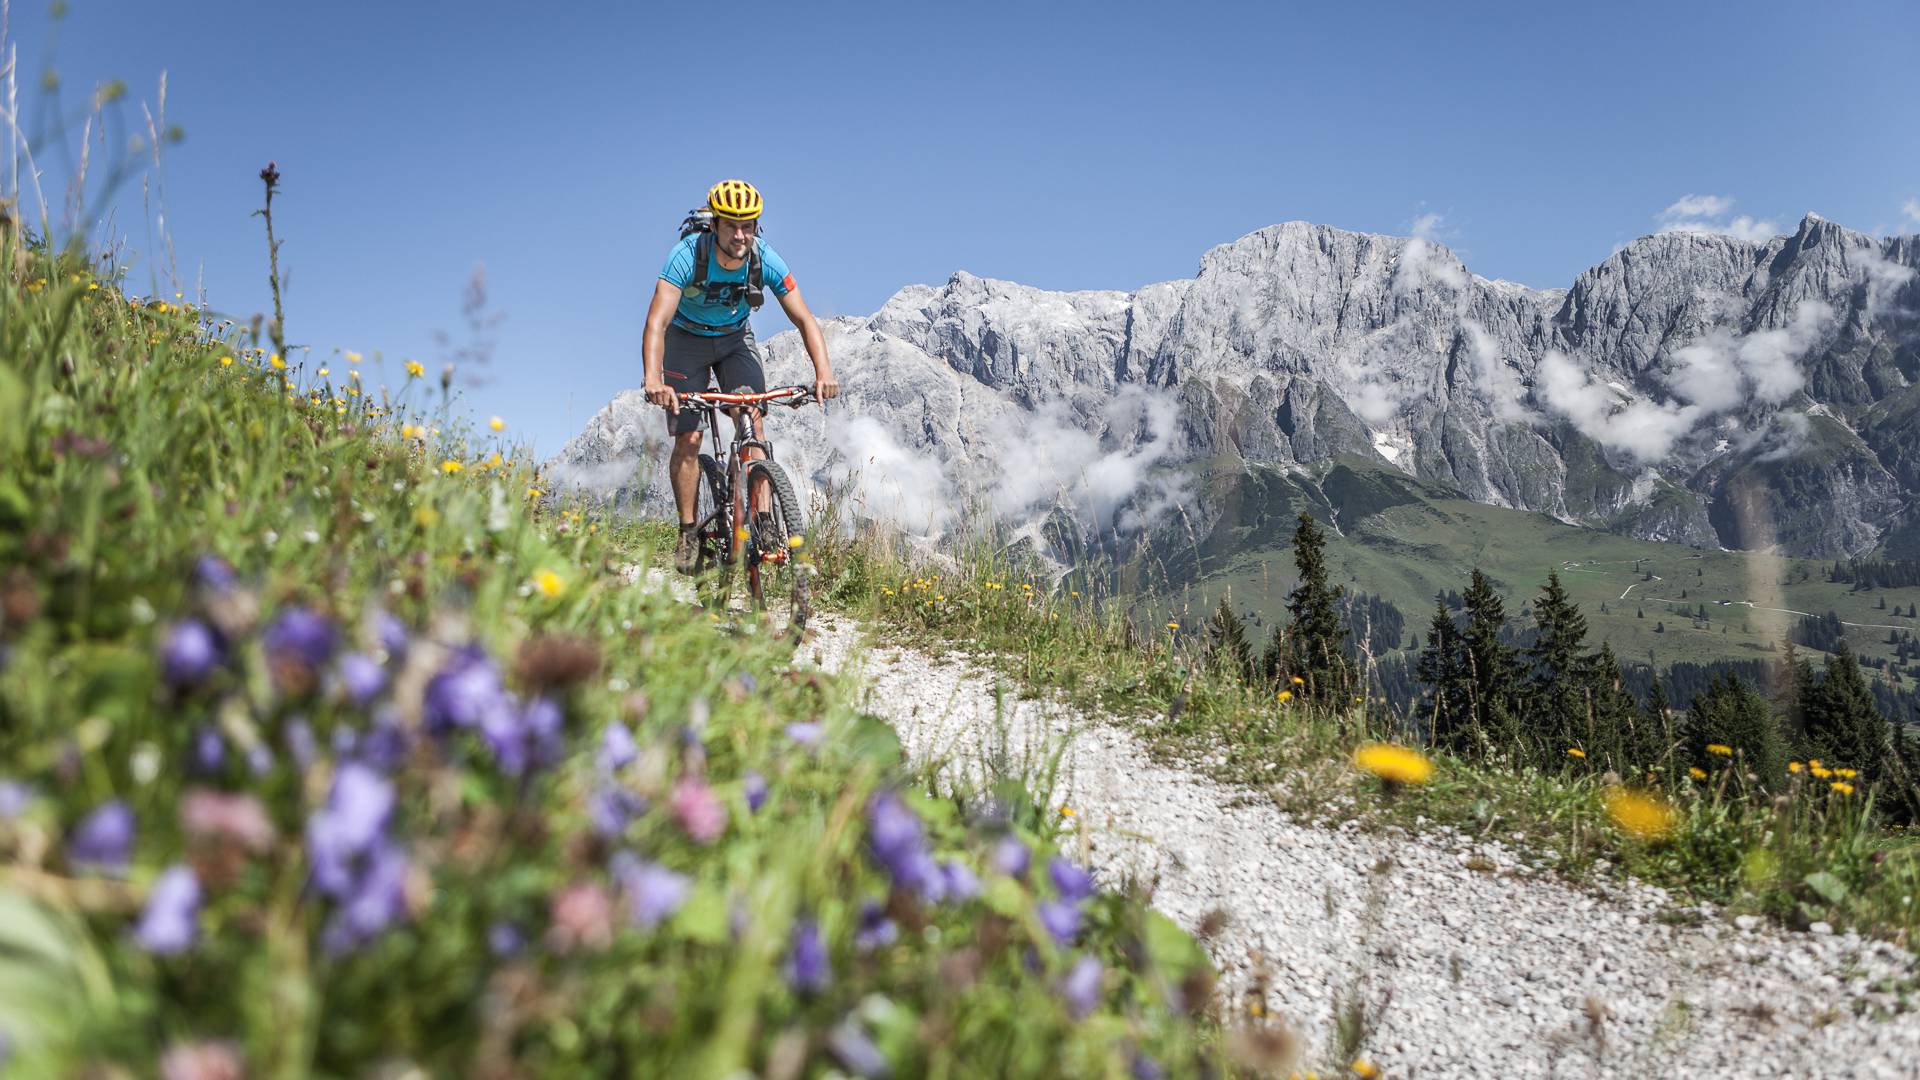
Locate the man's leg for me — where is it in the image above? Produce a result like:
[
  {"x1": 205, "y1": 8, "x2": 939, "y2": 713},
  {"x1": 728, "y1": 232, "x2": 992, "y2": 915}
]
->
[
  {"x1": 669, "y1": 429, "x2": 704, "y2": 525},
  {"x1": 662, "y1": 325, "x2": 714, "y2": 574}
]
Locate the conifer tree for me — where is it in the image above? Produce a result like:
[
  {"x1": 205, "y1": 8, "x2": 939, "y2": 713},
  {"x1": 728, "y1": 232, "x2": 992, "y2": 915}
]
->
[
  {"x1": 1523, "y1": 572, "x2": 1590, "y2": 765},
  {"x1": 1415, "y1": 595, "x2": 1465, "y2": 748},
  {"x1": 1801, "y1": 642, "x2": 1888, "y2": 777},
  {"x1": 1282, "y1": 513, "x2": 1350, "y2": 704},
  {"x1": 1459, "y1": 569, "x2": 1521, "y2": 757},
  {"x1": 1642, "y1": 674, "x2": 1674, "y2": 774},
  {"x1": 1585, "y1": 642, "x2": 1657, "y2": 773},
  {"x1": 1205, "y1": 595, "x2": 1254, "y2": 683},
  {"x1": 1684, "y1": 673, "x2": 1786, "y2": 785},
  {"x1": 1258, "y1": 625, "x2": 1286, "y2": 686}
]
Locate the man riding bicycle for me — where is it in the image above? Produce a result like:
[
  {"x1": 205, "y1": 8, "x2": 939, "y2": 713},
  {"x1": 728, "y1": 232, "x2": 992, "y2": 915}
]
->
[{"x1": 643, "y1": 179, "x2": 839, "y2": 573}]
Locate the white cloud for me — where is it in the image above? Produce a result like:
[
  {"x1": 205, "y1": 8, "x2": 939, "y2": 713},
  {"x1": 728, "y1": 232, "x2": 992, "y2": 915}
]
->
[
  {"x1": 1393, "y1": 212, "x2": 1468, "y2": 296},
  {"x1": 1461, "y1": 319, "x2": 1538, "y2": 423},
  {"x1": 1860, "y1": 248, "x2": 1916, "y2": 321},
  {"x1": 1535, "y1": 302, "x2": 1832, "y2": 462},
  {"x1": 1655, "y1": 194, "x2": 1782, "y2": 244},
  {"x1": 1736, "y1": 411, "x2": 1812, "y2": 463},
  {"x1": 824, "y1": 415, "x2": 955, "y2": 534},
  {"x1": 1663, "y1": 194, "x2": 1734, "y2": 219},
  {"x1": 1667, "y1": 301, "x2": 1829, "y2": 411},
  {"x1": 1903, "y1": 198, "x2": 1920, "y2": 230},
  {"x1": 990, "y1": 384, "x2": 1186, "y2": 534},
  {"x1": 1537, "y1": 351, "x2": 1701, "y2": 461}
]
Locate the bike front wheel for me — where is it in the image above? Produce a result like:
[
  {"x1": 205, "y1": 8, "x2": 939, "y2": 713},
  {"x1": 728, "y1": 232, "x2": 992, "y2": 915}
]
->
[{"x1": 742, "y1": 459, "x2": 811, "y2": 636}]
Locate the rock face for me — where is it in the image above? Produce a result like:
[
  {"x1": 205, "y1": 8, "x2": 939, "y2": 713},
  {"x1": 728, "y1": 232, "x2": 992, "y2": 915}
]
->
[{"x1": 548, "y1": 214, "x2": 1920, "y2": 558}]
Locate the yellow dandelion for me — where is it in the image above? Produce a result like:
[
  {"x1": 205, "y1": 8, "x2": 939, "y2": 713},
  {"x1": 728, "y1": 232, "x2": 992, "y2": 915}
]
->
[
  {"x1": 345, "y1": 350, "x2": 363, "y2": 363},
  {"x1": 534, "y1": 569, "x2": 565, "y2": 598},
  {"x1": 787, "y1": 535, "x2": 804, "y2": 549},
  {"x1": 1809, "y1": 759, "x2": 1822, "y2": 769},
  {"x1": 1291, "y1": 675, "x2": 1305, "y2": 686},
  {"x1": 490, "y1": 416, "x2": 505, "y2": 432},
  {"x1": 1831, "y1": 781, "x2": 1855, "y2": 796},
  {"x1": 1834, "y1": 768, "x2": 1857, "y2": 779},
  {"x1": 1811, "y1": 766, "x2": 1833, "y2": 780},
  {"x1": 1352, "y1": 743, "x2": 1434, "y2": 786},
  {"x1": 1351, "y1": 1061, "x2": 1380, "y2": 1080},
  {"x1": 1706, "y1": 744, "x2": 1733, "y2": 757},
  {"x1": 1166, "y1": 621, "x2": 1180, "y2": 630},
  {"x1": 440, "y1": 460, "x2": 464, "y2": 475},
  {"x1": 735, "y1": 526, "x2": 750, "y2": 543},
  {"x1": 269, "y1": 353, "x2": 286, "y2": 371},
  {"x1": 405, "y1": 360, "x2": 425, "y2": 378},
  {"x1": 218, "y1": 355, "x2": 233, "y2": 367},
  {"x1": 413, "y1": 506, "x2": 439, "y2": 527},
  {"x1": 1603, "y1": 786, "x2": 1677, "y2": 840},
  {"x1": 526, "y1": 486, "x2": 544, "y2": 499},
  {"x1": 318, "y1": 366, "x2": 330, "y2": 377},
  {"x1": 1788, "y1": 761, "x2": 1804, "y2": 774},
  {"x1": 1061, "y1": 806, "x2": 1076, "y2": 818},
  {"x1": 1688, "y1": 767, "x2": 1707, "y2": 781},
  {"x1": 1277, "y1": 690, "x2": 1294, "y2": 703}
]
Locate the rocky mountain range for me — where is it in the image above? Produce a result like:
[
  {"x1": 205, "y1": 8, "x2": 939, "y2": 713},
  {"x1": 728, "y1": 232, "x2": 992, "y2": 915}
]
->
[{"x1": 548, "y1": 213, "x2": 1920, "y2": 561}]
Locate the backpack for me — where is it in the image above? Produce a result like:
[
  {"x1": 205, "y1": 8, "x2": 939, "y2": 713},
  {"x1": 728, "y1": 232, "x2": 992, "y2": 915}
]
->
[{"x1": 677, "y1": 209, "x2": 764, "y2": 311}]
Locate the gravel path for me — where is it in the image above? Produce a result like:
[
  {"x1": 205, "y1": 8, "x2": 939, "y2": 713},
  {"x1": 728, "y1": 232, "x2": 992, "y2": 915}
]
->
[{"x1": 806, "y1": 615, "x2": 1920, "y2": 1079}]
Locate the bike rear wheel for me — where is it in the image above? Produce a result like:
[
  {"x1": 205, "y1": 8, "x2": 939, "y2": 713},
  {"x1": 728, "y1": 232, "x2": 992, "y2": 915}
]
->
[{"x1": 742, "y1": 458, "x2": 811, "y2": 635}]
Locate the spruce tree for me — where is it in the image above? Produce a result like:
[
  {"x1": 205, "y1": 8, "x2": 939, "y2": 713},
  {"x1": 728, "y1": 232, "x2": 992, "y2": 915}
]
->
[
  {"x1": 1258, "y1": 625, "x2": 1286, "y2": 686},
  {"x1": 1583, "y1": 642, "x2": 1644, "y2": 772},
  {"x1": 1415, "y1": 595, "x2": 1465, "y2": 749},
  {"x1": 1523, "y1": 572, "x2": 1590, "y2": 766},
  {"x1": 1801, "y1": 642, "x2": 1888, "y2": 778},
  {"x1": 1459, "y1": 569, "x2": 1521, "y2": 758},
  {"x1": 1282, "y1": 513, "x2": 1350, "y2": 704},
  {"x1": 1642, "y1": 674, "x2": 1674, "y2": 776},
  {"x1": 1684, "y1": 673, "x2": 1786, "y2": 786},
  {"x1": 1205, "y1": 595, "x2": 1254, "y2": 683}
]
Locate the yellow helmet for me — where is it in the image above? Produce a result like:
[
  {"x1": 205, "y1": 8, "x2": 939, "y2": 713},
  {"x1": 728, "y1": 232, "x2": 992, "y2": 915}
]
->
[{"x1": 706, "y1": 179, "x2": 763, "y2": 221}]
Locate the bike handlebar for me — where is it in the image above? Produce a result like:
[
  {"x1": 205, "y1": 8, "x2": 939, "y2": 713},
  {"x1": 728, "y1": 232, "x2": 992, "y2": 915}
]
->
[{"x1": 676, "y1": 385, "x2": 818, "y2": 413}]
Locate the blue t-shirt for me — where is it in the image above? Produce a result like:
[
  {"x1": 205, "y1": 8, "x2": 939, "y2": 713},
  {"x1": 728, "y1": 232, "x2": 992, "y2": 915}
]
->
[{"x1": 658, "y1": 233, "x2": 795, "y2": 336}]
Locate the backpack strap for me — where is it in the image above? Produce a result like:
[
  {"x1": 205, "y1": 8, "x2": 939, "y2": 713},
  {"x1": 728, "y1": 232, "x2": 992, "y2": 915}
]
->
[
  {"x1": 684, "y1": 231, "x2": 712, "y2": 299},
  {"x1": 746, "y1": 238, "x2": 764, "y2": 310}
]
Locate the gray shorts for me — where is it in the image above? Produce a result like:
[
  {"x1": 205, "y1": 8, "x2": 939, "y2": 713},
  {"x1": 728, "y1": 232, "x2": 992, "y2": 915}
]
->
[{"x1": 662, "y1": 323, "x2": 766, "y2": 435}]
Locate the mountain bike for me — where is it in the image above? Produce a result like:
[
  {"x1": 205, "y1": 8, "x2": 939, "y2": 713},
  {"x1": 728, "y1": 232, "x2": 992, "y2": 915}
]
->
[{"x1": 677, "y1": 385, "x2": 816, "y2": 633}]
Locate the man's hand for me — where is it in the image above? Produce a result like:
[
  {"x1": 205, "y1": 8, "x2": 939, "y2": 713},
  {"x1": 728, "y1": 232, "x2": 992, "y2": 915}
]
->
[
  {"x1": 813, "y1": 369, "x2": 840, "y2": 401},
  {"x1": 645, "y1": 379, "x2": 680, "y2": 414}
]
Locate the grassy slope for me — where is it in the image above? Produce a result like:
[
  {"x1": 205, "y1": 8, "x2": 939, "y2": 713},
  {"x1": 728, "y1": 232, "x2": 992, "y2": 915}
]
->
[{"x1": 0, "y1": 247, "x2": 1225, "y2": 1076}]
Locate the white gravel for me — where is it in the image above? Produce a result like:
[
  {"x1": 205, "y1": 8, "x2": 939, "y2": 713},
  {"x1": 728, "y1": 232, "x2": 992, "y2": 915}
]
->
[{"x1": 806, "y1": 615, "x2": 1920, "y2": 1079}]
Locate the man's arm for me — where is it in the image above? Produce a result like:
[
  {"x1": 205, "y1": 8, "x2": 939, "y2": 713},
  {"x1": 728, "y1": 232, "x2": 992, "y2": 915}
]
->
[
  {"x1": 642, "y1": 279, "x2": 683, "y2": 412},
  {"x1": 775, "y1": 286, "x2": 838, "y2": 400}
]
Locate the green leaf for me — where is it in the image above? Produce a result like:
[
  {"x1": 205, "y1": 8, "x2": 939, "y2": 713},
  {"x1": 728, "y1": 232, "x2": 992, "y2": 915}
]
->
[
  {"x1": 1140, "y1": 910, "x2": 1204, "y2": 973},
  {"x1": 674, "y1": 883, "x2": 730, "y2": 945},
  {"x1": 1802, "y1": 870, "x2": 1849, "y2": 905},
  {"x1": 983, "y1": 876, "x2": 1028, "y2": 918},
  {"x1": 844, "y1": 713, "x2": 902, "y2": 769}
]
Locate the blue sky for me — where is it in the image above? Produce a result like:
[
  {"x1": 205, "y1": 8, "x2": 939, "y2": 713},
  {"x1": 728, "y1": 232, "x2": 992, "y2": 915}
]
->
[{"x1": 8, "y1": 0, "x2": 1918, "y2": 456}]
